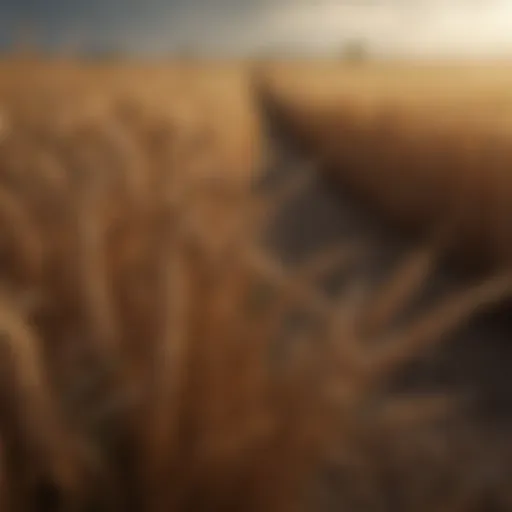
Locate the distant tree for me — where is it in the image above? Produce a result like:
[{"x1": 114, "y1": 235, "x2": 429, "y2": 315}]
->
[
  {"x1": 82, "y1": 44, "x2": 126, "y2": 62},
  {"x1": 172, "y1": 44, "x2": 200, "y2": 61},
  {"x1": 341, "y1": 39, "x2": 369, "y2": 63}
]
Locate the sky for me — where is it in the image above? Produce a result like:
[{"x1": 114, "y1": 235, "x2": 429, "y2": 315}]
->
[{"x1": 1, "y1": 0, "x2": 512, "y2": 57}]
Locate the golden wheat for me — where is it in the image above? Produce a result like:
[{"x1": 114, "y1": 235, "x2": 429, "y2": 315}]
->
[
  {"x1": 257, "y1": 61, "x2": 512, "y2": 270},
  {"x1": 0, "y1": 58, "x2": 510, "y2": 511}
]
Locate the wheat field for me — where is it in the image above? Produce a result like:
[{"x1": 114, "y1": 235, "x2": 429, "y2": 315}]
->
[
  {"x1": 258, "y1": 60, "x2": 512, "y2": 270},
  {"x1": 0, "y1": 57, "x2": 511, "y2": 511}
]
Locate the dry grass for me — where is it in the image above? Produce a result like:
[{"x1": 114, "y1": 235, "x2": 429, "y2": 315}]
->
[
  {"x1": 257, "y1": 61, "x2": 512, "y2": 270},
  {"x1": 0, "y1": 58, "x2": 511, "y2": 511},
  {"x1": 0, "y1": 58, "x2": 262, "y2": 187},
  {"x1": 0, "y1": 61, "x2": 329, "y2": 509}
]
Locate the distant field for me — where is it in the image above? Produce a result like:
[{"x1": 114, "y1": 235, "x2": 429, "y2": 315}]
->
[
  {"x1": 0, "y1": 58, "x2": 263, "y2": 186},
  {"x1": 4, "y1": 57, "x2": 512, "y2": 268},
  {"x1": 258, "y1": 61, "x2": 512, "y2": 269}
]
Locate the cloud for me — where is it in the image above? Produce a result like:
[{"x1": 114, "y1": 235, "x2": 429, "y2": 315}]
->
[
  {"x1": 136, "y1": 0, "x2": 512, "y2": 56},
  {"x1": 220, "y1": 0, "x2": 512, "y2": 56},
  {"x1": 3, "y1": 0, "x2": 512, "y2": 56}
]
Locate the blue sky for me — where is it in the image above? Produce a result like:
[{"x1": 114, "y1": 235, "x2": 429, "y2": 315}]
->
[{"x1": 1, "y1": 0, "x2": 512, "y2": 57}]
